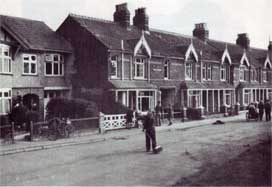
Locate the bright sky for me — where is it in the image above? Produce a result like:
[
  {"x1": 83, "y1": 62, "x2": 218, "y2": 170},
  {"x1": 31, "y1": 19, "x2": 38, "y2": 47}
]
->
[{"x1": 0, "y1": 0, "x2": 271, "y2": 49}]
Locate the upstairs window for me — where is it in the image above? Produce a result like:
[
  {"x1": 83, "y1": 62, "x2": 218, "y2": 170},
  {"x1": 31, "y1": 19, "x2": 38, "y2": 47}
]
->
[
  {"x1": 220, "y1": 65, "x2": 226, "y2": 81},
  {"x1": 263, "y1": 70, "x2": 267, "y2": 82},
  {"x1": 45, "y1": 54, "x2": 64, "y2": 76},
  {"x1": 251, "y1": 68, "x2": 257, "y2": 82},
  {"x1": 110, "y1": 56, "x2": 118, "y2": 79},
  {"x1": 202, "y1": 63, "x2": 207, "y2": 80},
  {"x1": 0, "y1": 88, "x2": 11, "y2": 115},
  {"x1": 0, "y1": 44, "x2": 12, "y2": 74},
  {"x1": 185, "y1": 62, "x2": 192, "y2": 80},
  {"x1": 134, "y1": 58, "x2": 145, "y2": 79},
  {"x1": 164, "y1": 60, "x2": 170, "y2": 79},
  {"x1": 207, "y1": 64, "x2": 212, "y2": 80},
  {"x1": 23, "y1": 54, "x2": 37, "y2": 75}
]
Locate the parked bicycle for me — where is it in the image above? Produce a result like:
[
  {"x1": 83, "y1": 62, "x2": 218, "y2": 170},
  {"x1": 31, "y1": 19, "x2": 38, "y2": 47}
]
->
[{"x1": 47, "y1": 117, "x2": 75, "y2": 141}]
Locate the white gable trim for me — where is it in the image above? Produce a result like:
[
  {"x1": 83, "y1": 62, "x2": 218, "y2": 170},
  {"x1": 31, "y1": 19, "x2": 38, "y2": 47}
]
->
[
  {"x1": 134, "y1": 33, "x2": 152, "y2": 57},
  {"x1": 264, "y1": 54, "x2": 272, "y2": 69},
  {"x1": 221, "y1": 47, "x2": 232, "y2": 64},
  {"x1": 185, "y1": 43, "x2": 198, "y2": 62},
  {"x1": 240, "y1": 51, "x2": 250, "y2": 67}
]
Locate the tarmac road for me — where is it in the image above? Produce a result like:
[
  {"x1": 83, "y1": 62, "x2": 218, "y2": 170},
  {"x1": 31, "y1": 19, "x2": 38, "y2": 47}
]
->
[{"x1": 0, "y1": 119, "x2": 271, "y2": 186}]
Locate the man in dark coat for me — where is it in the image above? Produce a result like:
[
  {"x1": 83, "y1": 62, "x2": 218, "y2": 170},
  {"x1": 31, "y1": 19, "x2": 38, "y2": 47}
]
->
[
  {"x1": 126, "y1": 107, "x2": 134, "y2": 129},
  {"x1": 143, "y1": 111, "x2": 157, "y2": 152},
  {"x1": 258, "y1": 101, "x2": 264, "y2": 121},
  {"x1": 264, "y1": 100, "x2": 271, "y2": 121},
  {"x1": 155, "y1": 101, "x2": 162, "y2": 126}
]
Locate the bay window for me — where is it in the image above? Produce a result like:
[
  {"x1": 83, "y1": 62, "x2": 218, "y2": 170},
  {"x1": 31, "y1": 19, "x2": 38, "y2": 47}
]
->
[
  {"x1": 0, "y1": 44, "x2": 12, "y2": 74},
  {"x1": 45, "y1": 54, "x2": 64, "y2": 76},
  {"x1": 134, "y1": 57, "x2": 145, "y2": 79},
  {"x1": 202, "y1": 63, "x2": 207, "y2": 80},
  {"x1": 185, "y1": 62, "x2": 192, "y2": 80},
  {"x1": 188, "y1": 90, "x2": 201, "y2": 108},
  {"x1": 0, "y1": 88, "x2": 11, "y2": 115},
  {"x1": 244, "y1": 89, "x2": 251, "y2": 105},
  {"x1": 23, "y1": 54, "x2": 37, "y2": 75},
  {"x1": 207, "y1": 64, "x2": 212, "y2": 80},
  {"x1": 239, "y1": 66, "x2": 245, "y2": 81},
  {"x1": 220, "y1": 65, "x2": 226, "y2": 81},
  {"x1": 110, "y1": 56, "x2": 118, "y2": 78}
]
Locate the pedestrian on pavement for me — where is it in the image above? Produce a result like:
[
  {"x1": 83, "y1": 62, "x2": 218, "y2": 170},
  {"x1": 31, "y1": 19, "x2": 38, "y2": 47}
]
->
[
  {"x1": 264, "y1": 100, "x2": 271, "y2": 121},
  {"x1": 143, "y1": 111, "x2": 157, "y2": 152},
  {"x1": 155, "y1": 101, "x2": 162, "y2": 126},
  {"x1": 258, "y1": 100, "x2": 264, "y2": 121},
  {"x1": 126, "y1": 107, "x2": 134, "y2": 129},
  {"x1": 166, "y1": 104, "x2": 173, "y2": 126}
]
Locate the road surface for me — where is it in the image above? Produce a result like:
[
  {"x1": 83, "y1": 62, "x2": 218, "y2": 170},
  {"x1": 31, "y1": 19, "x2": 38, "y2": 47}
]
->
[{"x1": 0, "y1": 119, "x2": 271, "y2": 186}]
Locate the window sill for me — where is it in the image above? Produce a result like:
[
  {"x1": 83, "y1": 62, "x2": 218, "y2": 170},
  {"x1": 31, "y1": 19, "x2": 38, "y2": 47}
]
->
[
  {"x1": 45, "y1": 75, "x2": 65, "y2": 77},
  {"x1": 22, "y1": 73, "x2": 38, "y2": 76},
  {"x1": 0, "y1": 73, "x2": 13, "y2": 75},
  {"x1": 134, "y1": 77, "x2": 146, "y2": 80}
]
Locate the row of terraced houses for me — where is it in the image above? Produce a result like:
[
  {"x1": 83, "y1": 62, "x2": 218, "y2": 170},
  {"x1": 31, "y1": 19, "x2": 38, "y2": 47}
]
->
[{"x1": 1, "y1": 3, "x2": 272, "y2": 120}]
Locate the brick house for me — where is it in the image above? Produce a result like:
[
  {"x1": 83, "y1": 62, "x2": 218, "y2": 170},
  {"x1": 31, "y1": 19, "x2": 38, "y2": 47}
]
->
[
  {"x1": 0, "y1": 15, "x2": 74, "y2": 119},
  {"x1": 57, "y1": 3, "x2": 272, "y2": 114}
]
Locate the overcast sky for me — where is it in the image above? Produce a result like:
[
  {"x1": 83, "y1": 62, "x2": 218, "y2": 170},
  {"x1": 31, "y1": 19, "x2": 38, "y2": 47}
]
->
[{"x1": 1, "y1": 0, "x2": 271, "y2": 49}]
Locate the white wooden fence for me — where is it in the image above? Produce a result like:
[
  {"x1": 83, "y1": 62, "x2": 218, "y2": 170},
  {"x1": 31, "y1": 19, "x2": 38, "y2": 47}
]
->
[{"x1": 99, "y1": 113, "x2": 136, "y2": 133}]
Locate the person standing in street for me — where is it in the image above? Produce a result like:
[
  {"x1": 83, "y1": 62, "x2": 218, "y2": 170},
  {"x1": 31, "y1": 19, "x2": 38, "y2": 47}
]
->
[
  {"x1": 264, "y1": 100, "x2": 271, "y2": 121},
  {"x1": 167, "y1": 104, "x2": 173, "y2": 126},
  {"x1": 143, "y1": 111, "x2": 157, "y2": 152},
  {"x1": 155, "y1": 101, "x2": 162, "y2": 126},
  {"x1": 126, "y1": 107, "x2": 134, "y2": 129},
  {"x1": 258, "y1": 101, "x2": 264, "y2": 121}
]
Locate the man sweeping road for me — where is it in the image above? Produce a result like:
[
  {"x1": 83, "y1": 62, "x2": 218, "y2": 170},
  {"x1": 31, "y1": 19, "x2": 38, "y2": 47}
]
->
[{"x1": 143, "y1": 111, "x2": 162, "y2": 154}]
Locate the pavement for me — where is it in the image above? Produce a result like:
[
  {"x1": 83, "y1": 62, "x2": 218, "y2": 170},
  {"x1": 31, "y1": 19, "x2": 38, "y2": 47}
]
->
[{"x1": 0, "y1": 112, "x2": 247, "y2": 156}]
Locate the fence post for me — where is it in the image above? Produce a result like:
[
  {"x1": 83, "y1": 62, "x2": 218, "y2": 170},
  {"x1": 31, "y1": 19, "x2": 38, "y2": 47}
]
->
[
  {"x1": 11, "y1": 122, "x2": 15, "y2": 144},
  {"x1": 30, "y1": 121, "x2": 33, "y2": 141},
  {"x1": 99, "y1": 112, "x2": 105, "y2": 134}
]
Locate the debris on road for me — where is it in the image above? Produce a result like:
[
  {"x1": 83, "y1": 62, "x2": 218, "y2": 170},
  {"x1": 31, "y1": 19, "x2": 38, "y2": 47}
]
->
[{"x1": 212, "y1": 120, "x2": 225, "y2": 125}]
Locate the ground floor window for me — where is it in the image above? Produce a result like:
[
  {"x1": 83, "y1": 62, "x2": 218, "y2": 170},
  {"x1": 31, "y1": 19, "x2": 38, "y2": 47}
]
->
[
  {"x1": 244, "y1": 89, "x2": 251, "y2": 105},
  {"x1": 0, "y1": 88, "x2": 11, "y2": 114},
  {"x1": 225, "y1": 90, "x2": 231, "y2": 106},
  {"x1": 268, "y1": 89, "x2": 272, "y2": 100},
  {"x1": 115, "y1": 90, "x2": 155, "y2": 112},
  {"x1": 188, "y1": 90, "x2": 201, "y2": 108}
]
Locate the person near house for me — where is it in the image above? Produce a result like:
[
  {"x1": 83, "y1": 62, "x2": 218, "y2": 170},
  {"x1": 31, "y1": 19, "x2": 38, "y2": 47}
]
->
[
  {"x1": 264, "y1": 100, "x2": 271, "y2": 121},
  {"x1": 143, "y1": 111, "x2": 157, "y2": 152},
  {"x1": 166, "y1": 104, "x2": 173, "y2": 126},
  {"x1": 247, "y1": 103, "x2": 258, "y2": 119},
  {"x1": 258, "y1": 101, "x2": 264, "y2": 121},
  {"x1": 155, "y1": 101, "x2": 162, "y2": 126},
  {"x1": 126, "y1": 107, "x2": 134, "y2": 129}
]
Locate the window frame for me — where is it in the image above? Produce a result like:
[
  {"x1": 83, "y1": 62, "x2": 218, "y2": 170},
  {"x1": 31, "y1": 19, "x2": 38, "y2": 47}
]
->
[
  {"x1": 225, "y1": 90, "x2": 231, "y2": 107},
  {"x1": 44, "y1": 54, "x2": 64, "y2": 76},
  {"x1": 202, "y1": 63, "x2": 207, "y2": 80},
  {"x1": 110, "y1": 56, "x2": 118, "y2": 79},
  {"x1": 0, "y1": 44, "x2": 12, "y2": 74},
  {"x1": 22, "y1": 54, "x2": 37, "y2": 75},
  {"x1": 207, "y1": 64, "x2": 212, "y2": 80},
  {"x1": 239, "y1": 65, "x2": 246, "y2": 82},
  {"x1": 164, "y1": 60, "x2": 170, "y2": 80},
  {"x1": 188, "y1": 90, "x2": 201, "y2": 108},
  {"x1": 220, "y1": 65, "x2": 226, "y2": 81},
  {"x1": 244, "y1": 89, "x2": 251, "y2": 105},
  {"x1": 0, "y1": 88, "x2": 12, "y2": 115},
  {"x1": 185, "y1": 62, "x2": 193, "y2": 80},
  {"x1": 134, "y1": 57, "x2": 145, "y2": 79}
]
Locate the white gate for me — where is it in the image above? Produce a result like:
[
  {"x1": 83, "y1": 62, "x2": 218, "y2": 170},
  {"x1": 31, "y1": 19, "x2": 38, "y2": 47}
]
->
[{"x1": 100, "y1": 113, "x2": 136, "y2": 132}]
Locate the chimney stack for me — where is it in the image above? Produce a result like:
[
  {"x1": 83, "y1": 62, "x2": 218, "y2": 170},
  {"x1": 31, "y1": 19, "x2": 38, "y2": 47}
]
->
[
  {"x1": 236, "y1": 33, "x2": 250, "y2": 49},
  {"x1": 133, "y1": 7, "x2": 149, "y2": 31},
  {"x1": 193, "y1": 23, "x2": 209, "y2": 41},
  {"x1": 268, "y1": 41, "x2": 272, "y2": 51},
  {"x1": 113, "y1": 3, "x2": 130, "y2": 27}
]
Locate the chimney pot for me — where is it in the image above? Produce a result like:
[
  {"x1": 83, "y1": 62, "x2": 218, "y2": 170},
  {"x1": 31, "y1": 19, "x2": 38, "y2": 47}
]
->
[
  {"x1": 133, "y1": 7, "x2": 149, "y2": 31},
  {"x1": 113, "y1": 3, "x2": 130, "y2": 27},
  {"x1": 193, "y1": 23, "x2": 209, "y2": 41},
  {"x1": 236, "y1": 33, "x2": 250, "y2": 49}
]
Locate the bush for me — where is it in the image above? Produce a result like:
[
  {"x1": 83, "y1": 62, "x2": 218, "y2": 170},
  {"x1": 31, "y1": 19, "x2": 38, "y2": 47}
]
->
[
  {"x1": 46, "y1": 98, "x2": 98, "y2": 119},
  {"x1": 101, "y1": 100, "x2": 129, "y2": 114},
  {"x1": 186, "y1": 108, "x2": 202, "y2": 120}
]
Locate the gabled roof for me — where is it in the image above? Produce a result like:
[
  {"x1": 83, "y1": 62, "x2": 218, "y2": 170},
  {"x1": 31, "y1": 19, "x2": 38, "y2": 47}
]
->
[
  {"x1": 208, "y1": 39, "x2": 268, "y2": 67},
  {"x1": 0, "y1": 15, "x2": 73, "y2": 53},
  {"x1": 67, "y1": 14, "x2": 220, "y2": 61}
]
